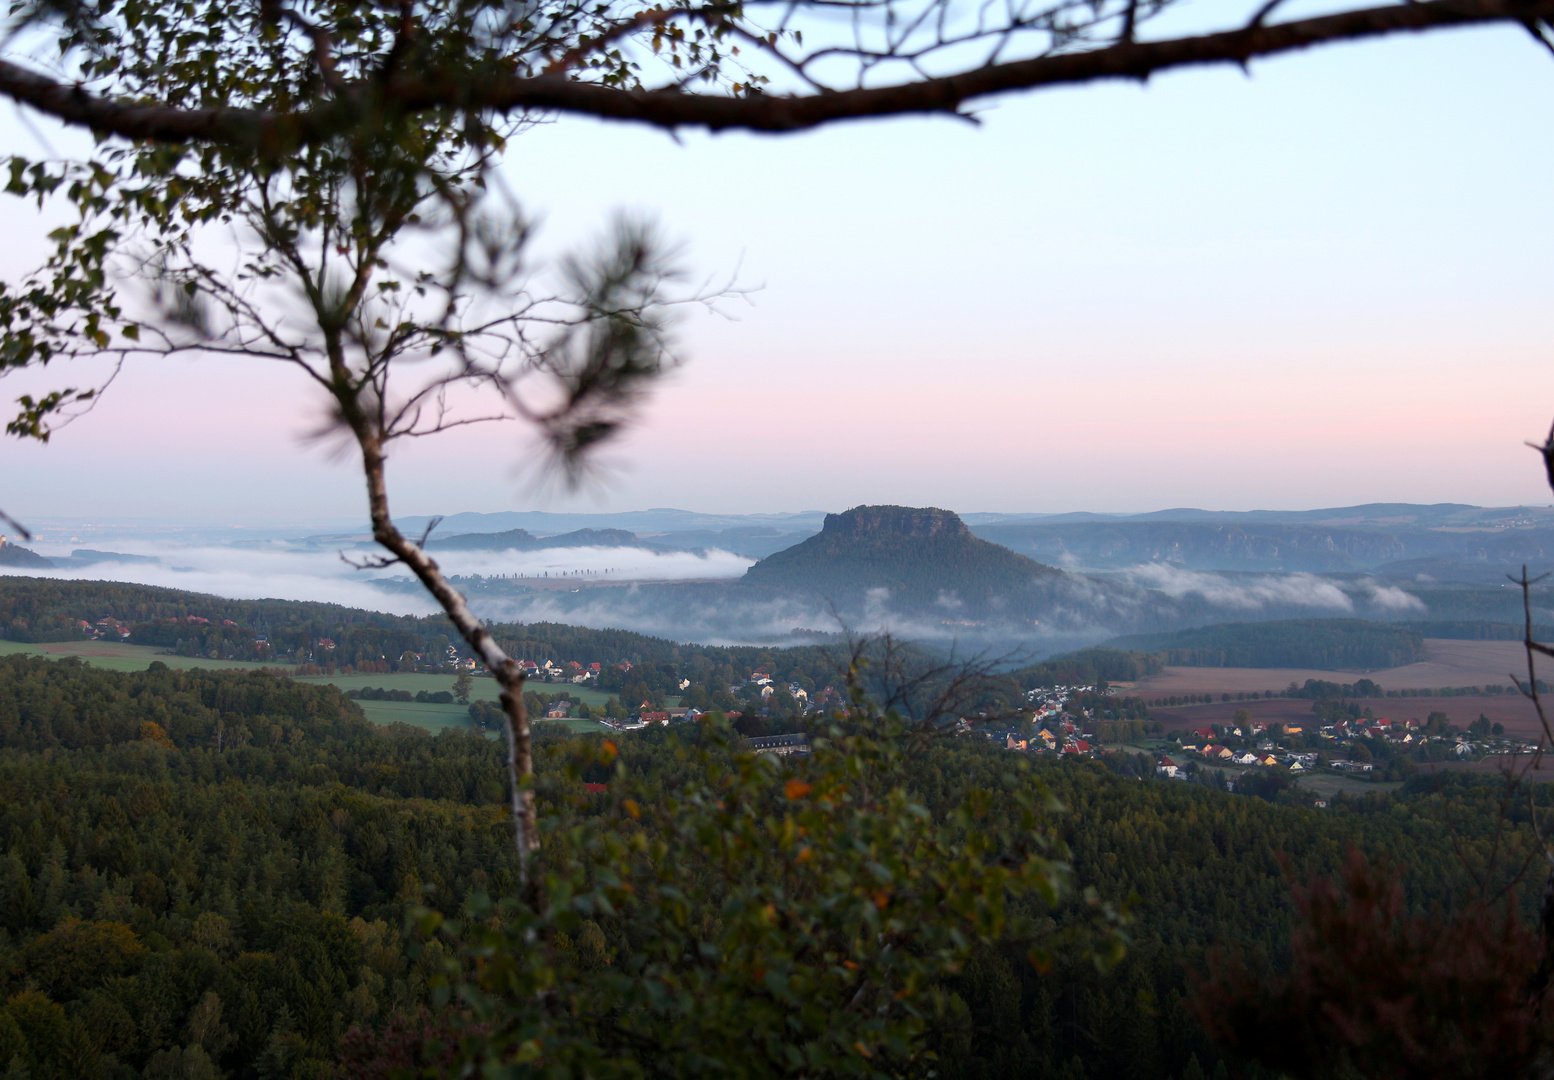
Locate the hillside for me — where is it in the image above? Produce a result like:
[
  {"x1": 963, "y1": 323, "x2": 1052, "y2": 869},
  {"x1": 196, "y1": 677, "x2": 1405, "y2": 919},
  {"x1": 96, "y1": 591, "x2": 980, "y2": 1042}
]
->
[
  {"x1": 0, "y1": 542, "x2": 51, "y2": 568},
  {"x1": 0, "y1": 651, "x2": 1540, "y2": 1080},
  {"x1": 972, "y1": 513, "x2": 1554, "y2": 578},
  {"x1": 742, "y1": 505, "x2": 1060, "y2": 606}
]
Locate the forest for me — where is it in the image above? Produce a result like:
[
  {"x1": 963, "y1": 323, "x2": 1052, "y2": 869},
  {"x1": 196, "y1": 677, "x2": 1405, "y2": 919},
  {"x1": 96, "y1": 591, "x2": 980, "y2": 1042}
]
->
[
  {"x1": 1107, "y1": 619, "x2": 1427, "y2": 670},
  {"x1": 0, "y1": 652, "x2": 1547, "y2": 1078},
  {"x1": 0, "y1": 578, "x2": 860, "y2": 686}
]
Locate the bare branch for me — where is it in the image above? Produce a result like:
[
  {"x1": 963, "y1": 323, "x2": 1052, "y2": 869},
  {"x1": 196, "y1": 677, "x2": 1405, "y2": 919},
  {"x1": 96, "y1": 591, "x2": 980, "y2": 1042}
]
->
[{"x1": 5, "y1": 0, "x2": 1554, "y2": 146}]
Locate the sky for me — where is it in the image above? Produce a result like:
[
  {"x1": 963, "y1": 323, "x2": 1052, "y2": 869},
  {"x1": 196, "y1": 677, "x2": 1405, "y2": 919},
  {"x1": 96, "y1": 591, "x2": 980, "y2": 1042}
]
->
[{"x1": 3, "y1": 10, "x2": 1554, "y2": 525}]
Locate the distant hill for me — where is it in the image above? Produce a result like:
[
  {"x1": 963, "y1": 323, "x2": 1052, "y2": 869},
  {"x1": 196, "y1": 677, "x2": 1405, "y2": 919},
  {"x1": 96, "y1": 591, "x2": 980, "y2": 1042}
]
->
[
  {"x1": 51, "y1": 549, "x2": 160, "y2": 568},
  {"x1": 1107, "y1": 618, "x2": 1426, "y2": 670},
  {"x1": 742, "y1": 505, "x2": 1060, "y2": 606},
  {"x1": 0, "y1": 542, "x2": 51, "y2": 568},
  {"x1": 426, "y1": 527, "x2": 671, "y2": 552},
  {"x1": 971, "y1": 517, "x2": 1554, "y2": 576}
]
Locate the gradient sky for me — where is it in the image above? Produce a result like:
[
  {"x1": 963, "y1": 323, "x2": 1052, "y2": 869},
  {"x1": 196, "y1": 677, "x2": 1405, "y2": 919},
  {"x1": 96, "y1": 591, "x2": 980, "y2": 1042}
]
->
[{"x1": 3, "y1": 13, "x2": 1554, "y2": 524}]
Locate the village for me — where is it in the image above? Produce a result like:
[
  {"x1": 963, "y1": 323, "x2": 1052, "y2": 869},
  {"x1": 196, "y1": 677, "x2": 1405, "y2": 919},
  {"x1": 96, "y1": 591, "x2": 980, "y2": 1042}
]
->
[{"x1": 982, "y1": 681, "x2": 1544, "y2": 794}]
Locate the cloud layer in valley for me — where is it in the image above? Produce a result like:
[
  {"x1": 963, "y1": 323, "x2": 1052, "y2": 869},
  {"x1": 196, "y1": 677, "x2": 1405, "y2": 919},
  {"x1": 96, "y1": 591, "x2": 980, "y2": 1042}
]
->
[{"x1": 1, "y1": 539, "x2": 757, "y2": 620}]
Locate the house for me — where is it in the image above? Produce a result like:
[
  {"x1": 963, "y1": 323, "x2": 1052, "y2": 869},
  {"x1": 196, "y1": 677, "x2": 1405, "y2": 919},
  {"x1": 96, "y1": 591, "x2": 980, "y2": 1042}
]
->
[
  {"x1": 546, "y1": 703, "x2": 571, "y2": 718},
  {"x1": 583, "y1": 783, "x2": 607, "y2": 794},
  {"x1": 1259, "y1": 755, "x2": 1280, "y2": 767},
  {"x1": 1192, "y1": 728, "x2": 1216, "y2": 742},
  {"x1": 1037, "y1": 730, "x2": 1058, "y2": 749},
  {"x1": 1204, "y1": 745, "x2": 1232, "y2": 760},
  {"x1": 641, "y1": 711, "x2": 671, "y2": 725},
  {"x1": 1285, "y1": 725, "x2": 1304, "y2": 735},
  {"x1": 1233, "y1": 752, "x2": 1259, "y2": 766},
  {"x1": 1006, "y1": 734, "x2": 1028, "y2": 750},
  {"x1": 518, "y1": 660, "x2": 540, "y2": 675},
  {"x1": 747, "y1": 733, "x2": 810, "y2": 757},
  {"x1": 1453, "y1": 742, "x2": 1472, "y2": 757},
  {"x1": 618, "y1": 661, "x2": 633, "y2": 672},
  {"x1": 1288, "y1": 760, "x2": 1305, "y2": 771}
]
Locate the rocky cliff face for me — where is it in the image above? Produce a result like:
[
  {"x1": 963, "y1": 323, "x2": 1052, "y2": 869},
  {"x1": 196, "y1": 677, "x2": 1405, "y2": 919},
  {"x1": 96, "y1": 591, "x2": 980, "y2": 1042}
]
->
[{"x1": 820, "y1": 505, "x2": 970, "y2": 542}]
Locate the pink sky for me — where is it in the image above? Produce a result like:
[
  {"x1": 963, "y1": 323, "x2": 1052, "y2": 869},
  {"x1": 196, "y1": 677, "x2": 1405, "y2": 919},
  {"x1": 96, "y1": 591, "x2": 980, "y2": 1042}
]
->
[{"x1": 2, "y1": 22, "x2": 1552, "y2": 521}]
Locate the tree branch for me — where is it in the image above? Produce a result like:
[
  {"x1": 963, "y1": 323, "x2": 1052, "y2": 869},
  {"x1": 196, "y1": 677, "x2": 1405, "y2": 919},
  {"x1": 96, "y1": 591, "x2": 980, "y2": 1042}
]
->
[{"x1": 4, "y1": 0, "x2": 1553, "y2": 146}]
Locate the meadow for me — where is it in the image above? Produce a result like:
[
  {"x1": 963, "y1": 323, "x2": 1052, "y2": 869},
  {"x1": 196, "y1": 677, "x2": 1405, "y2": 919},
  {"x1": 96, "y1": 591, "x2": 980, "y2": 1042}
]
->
[
  {"x1": 1124, "y1": 638, "x2": 1528, "y2": 697},
  {"x1": 0, "y1": 638, "x2": 283, "y2": 672},
  {"x1": 0, "y1": 640, "x2": 614, "y2": 731}
]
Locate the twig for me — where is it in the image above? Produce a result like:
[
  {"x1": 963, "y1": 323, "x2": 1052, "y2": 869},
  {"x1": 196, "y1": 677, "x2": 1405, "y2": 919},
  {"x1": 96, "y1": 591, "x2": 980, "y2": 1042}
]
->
[{"x1": 0, "y1": 508, "x2": 32, "y2": 541}]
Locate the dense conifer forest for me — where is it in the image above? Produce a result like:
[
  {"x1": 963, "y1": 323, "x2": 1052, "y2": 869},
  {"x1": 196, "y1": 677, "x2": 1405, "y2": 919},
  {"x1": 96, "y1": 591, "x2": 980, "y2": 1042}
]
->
[{"x1": 0, "y1": 650, "x2": 1542, "y2": 1078}]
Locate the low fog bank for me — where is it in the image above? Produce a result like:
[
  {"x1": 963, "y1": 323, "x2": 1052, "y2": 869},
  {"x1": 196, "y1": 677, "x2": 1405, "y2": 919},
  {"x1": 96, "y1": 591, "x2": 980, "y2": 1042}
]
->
[
  {"x1": 2, "y1": 544, "x2": 443, "y2": 617},
  {"x1": 4, "y1": 537, "x2": 1531, "y2": 653},
  {"x1": 452, "y1": 563, "x2": 1478, "y2": 653},
  {"x1": 423, "y1": 545, "x2": 755, "y2": 580},
  {"x1": 0, "y1": 538, "x2": 757, "y2": 624}
]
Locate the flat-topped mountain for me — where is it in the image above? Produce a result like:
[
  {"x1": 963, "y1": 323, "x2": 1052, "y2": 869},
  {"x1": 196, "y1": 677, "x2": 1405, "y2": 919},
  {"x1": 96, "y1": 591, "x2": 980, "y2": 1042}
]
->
[{"x1": 742, "y1": 505, "x2": 1059, "y2": 605}]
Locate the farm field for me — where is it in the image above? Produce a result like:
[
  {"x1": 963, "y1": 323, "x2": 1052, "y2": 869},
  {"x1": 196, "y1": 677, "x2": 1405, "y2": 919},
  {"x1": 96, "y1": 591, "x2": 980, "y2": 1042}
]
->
[
  {"x1": 1124, "y1": 639, "x2": 1528, "y2": 698},
  {"x1": 1293, "y1": 772, "x2": 1402, "y2": 798},
  {"x1": 1150, "y1": 694, "x2": 1546, "y2": 739},
  {"x1": 0, "y1": 644, "x2": 620, "y2": 733},
  {"x1": 292, "y1": 672, "x2": 629, "y2": 733},
  {"x1": 0, "y1": 639, "x2": 287, "y2": 673},
  {"x1": 345, "y1": 696, "x2": 606, "y2": 733},
  {"x1": 293, "y1": 672, "x2": 620, "y2": 708}
]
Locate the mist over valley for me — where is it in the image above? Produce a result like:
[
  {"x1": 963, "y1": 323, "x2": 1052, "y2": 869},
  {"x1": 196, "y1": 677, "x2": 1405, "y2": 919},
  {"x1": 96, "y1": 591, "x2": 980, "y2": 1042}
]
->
[{"x1": 5, "y1": 500, "x2": 1552, "y2": 654}]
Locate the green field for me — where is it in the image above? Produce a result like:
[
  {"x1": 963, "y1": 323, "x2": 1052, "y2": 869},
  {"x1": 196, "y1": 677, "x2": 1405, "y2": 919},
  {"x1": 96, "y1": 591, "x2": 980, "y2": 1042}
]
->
[
  {"x1": 0, "y1": 639, "x2": 288, "y2": 673},
  {"x1": 1295, "y1": 771, "x2": 1404, "y2": 797},
  {"x1": 292, "y1": 673, "x2": 622, "y2": 732},
  {"x1": 339, "y1": 697, "x2": 604, "y2": 733},
  {"x1": 1, "y1": 645, "x2": 624, "y2": 733},
  {"x1": 292, "y1": 672, "x2": 620, "y2": 708}
]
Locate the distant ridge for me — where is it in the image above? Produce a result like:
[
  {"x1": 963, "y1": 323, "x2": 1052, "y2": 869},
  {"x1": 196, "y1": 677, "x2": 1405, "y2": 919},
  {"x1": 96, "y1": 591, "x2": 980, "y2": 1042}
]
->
[
  {"x1": 742, "y1": 505, "x2": 1059, "y2": 604},
  {"x1": 0, "y1": 542, "x2": 51, "y2": 569},
  {"x1": 427, "y1": 527, "x2": 673, "y2": 553}
]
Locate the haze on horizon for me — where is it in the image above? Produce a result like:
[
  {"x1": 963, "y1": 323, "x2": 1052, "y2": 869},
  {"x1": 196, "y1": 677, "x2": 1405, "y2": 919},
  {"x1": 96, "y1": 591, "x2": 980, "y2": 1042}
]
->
[{"x1": 2, "y1": 11, "x2": 1552, "y2": 523}]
